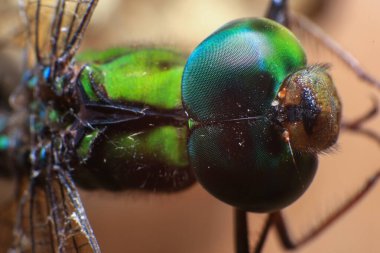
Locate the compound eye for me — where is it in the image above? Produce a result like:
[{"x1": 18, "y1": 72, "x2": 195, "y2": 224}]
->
[
  {"x1": 182, "y1": 18, "x2": 306, "y2": 123},
  {"x1": 182, "y1": 18, "x2": 319, "y2": 212},
  {"x1": 188, "y1": 119, "x2": 318, "y2": 213}
]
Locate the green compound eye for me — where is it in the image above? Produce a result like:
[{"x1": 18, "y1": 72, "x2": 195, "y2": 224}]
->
[
  {"x1": 182, "y1": 18, "x2": 337, "y2": 212},
  {"x1": 182, "y1": 18, "x2": 306, "y2": 122}
]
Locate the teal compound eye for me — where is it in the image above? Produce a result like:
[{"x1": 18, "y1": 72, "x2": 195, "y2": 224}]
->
[
  {"x1": 182, "y1": 18, "x2": 331, "y2": 213},
  {"x1": 182, "y1": 18, "x2": 306, "y2": 122}
]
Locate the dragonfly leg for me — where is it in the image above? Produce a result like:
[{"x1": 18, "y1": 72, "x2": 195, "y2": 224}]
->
[
  {"x1": 234, "y1": 209, "x2": 278, "y2": 253},
  {"x1": 290, "y1": 14, "x2": 380, "y2": 91},
  {"x1": 234, "y1": 209, "x2": 249, "y2": 253},
  {"x1": 253, "y1": 215, "x2": 273, "y2": 253},
  {"x1": 270, "y1": 101, "x2": 380, "y2": 250},
  {"x1": 234, "y1": 209, "x2": 299, "y2": 253},
  {"x1": 342, "y1": 98, "x2": 380, "y2": 144},
  {"x1": 271, "y1": 170, "x2": 380, "y2": 250}
]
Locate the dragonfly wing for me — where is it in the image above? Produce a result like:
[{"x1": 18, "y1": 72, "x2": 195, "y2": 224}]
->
[
  {"x1": 10, "y1": 168, "x2": 100, "y2": 253},
  {"x1": 0, "y1": 198, "x2": 17, "y2": 252},
  {"x1": 56, "y1": 167, "x2": 101, "y2": 253},
  {"x1": 20, "y1": 0, "x2": 98, "y2": 69},
  {"x1": 289, "y1": 12, "x2": 380, "y2": 91}
]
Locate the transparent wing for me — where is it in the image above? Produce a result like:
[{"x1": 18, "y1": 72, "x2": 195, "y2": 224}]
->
[
  {"x1": 10, "y1": 169, "x2": 100, "y2": 253},
  {"x1": 0, "y1": 0, "x2": 24, "y2": 50},
  {"x1": 20, "y1": 0, "x2": 98, "y2": 69},
  {"x1": 289, "y1": 12, "x2": 380, "y2": 91},
  {"x1": 0, "y1": 198, "x2": 17, "y2": 253}
]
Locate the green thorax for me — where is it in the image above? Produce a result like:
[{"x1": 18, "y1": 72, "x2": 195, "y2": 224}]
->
[
  {"x1": 77, "y1": 48, "x2": 187, "y2": 111},
  {"x1": 74, "y1": 48, "x2": 192, "y2": 191}
]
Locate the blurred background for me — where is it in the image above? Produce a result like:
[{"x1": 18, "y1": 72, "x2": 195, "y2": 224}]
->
[{"x1": 1, "y1": 0, "x2": 380, "y2": 252}]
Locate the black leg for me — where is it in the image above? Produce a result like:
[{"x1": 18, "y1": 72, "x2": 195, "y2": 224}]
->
[
  {"x1": 265, "y1": 0, "x2": 289, "y2": 27},
  {"x1": 270, "y1": 101, "x2": 380, "y2": 250},
  {"x1": 234, "y1": 208, "x2": 249, "y2": 253},
  {"x1": 266, "y1": 0, "x2": 380, "y2": 91},
  {"x1": 271, "y1": 170, "x2": 380, "y2": 250},
  {"x1": 289, "y1": 14, "x2": 380, "y2": 91},
  {"x1": 253, "y1": 215, "x2": 273, "y2": 253},
  {"x1": 343, "y1": 98, "x2": 378, "y2": 128},
  {"x1": 342, "y1": 98, "x2": 380, "y2": 144}
]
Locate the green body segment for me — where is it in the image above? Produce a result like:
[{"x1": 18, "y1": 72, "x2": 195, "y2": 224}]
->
[
  {"x1": 77, "y1": 128, "x2": 101, "y2": 161},
  {"x1": 75, "y1": 122, "x2": 192, "y2": 191},
  {"x1": 76, "y1": 48, "x2": 135, "y2": 63},
  {"x1": 78, "y1": 125, "x2": 188, "y2": 168},
  {"x1": 75, "y1": 48, "x2": 194, "y2": 191},
  {"x1": 182, "y1": 18, "x2": 306, "y2": 122},
  {"x1": 103, "y1": 126, "x2": 188, "y2": 168},
  {"x1": 78, "y1": 48, "x2": 187, "y2": 110}
]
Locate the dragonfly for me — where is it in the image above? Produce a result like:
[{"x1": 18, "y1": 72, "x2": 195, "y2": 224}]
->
[{"x1": 0, "y1": 0, "x2": 379, "y2": 253}]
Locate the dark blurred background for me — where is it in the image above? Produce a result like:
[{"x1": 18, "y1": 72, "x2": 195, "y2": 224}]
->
[{"x1": 1, "y1": 0, "x2": 380, "y2": 252}]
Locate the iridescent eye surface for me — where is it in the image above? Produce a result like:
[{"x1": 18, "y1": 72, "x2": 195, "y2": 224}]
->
[
  {"x1": 182, "y1": 18, "x2": 341, "y2": 212},
  {"x1": 182, "y1": 18, "x2": 306, "y2": 122}
]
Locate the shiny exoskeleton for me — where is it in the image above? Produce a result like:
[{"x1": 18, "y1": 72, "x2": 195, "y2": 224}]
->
[
  {"x1": 75, "y1": 19, "x2": 341, "y2": 212},
  {"x1": 182, "y1": 18, "x2": 340, "y2": 212},
  {"x1": 4, "y1": 1, "x2": 370, "y2": 253}
]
